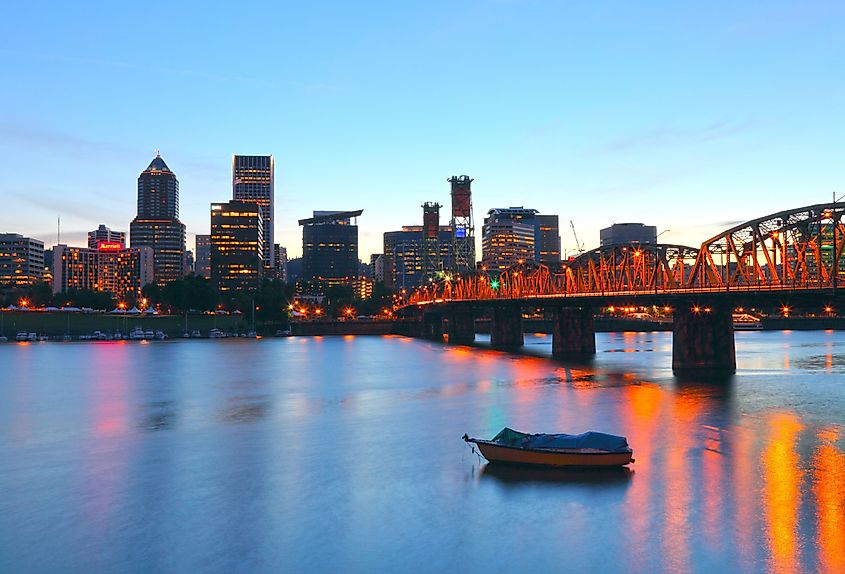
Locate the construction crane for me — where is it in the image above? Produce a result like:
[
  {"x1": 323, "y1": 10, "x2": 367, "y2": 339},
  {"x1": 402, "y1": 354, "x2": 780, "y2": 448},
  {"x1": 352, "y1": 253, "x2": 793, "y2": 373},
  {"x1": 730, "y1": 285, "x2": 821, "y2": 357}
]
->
[{"x1": 569, "y1": 220, "x2": 585, "y2": 255}]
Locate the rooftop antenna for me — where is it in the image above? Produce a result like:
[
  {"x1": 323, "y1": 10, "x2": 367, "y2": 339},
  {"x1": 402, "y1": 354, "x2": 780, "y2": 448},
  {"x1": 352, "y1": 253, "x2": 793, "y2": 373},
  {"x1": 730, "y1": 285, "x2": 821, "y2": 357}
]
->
[{"x1": 57, "y1": 216, "x2": 61, "y2": 245}]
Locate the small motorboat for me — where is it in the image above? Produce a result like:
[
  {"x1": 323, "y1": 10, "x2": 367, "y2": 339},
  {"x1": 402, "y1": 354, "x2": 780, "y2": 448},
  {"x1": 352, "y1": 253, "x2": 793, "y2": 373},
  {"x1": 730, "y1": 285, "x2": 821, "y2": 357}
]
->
[{"x1": 463, "y1": 427, "x2": 634, "y2": 468}]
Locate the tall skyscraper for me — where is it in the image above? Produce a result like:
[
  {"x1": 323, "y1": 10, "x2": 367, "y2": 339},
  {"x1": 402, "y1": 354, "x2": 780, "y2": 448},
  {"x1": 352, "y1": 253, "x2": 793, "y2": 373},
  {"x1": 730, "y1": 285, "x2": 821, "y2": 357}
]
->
[
  {"x1": 299, "y1": 210, "x2": 362, "y2": 287},
  {"x1": 232, "y1": 155, "x2": 274, "y2": 272},
  {"x1": 87, "y1": 224, "x2": 125, "y2": 249},
  {"x1": 481, "y1": 207, "x2": 538, "y2": 272},
  {"x1": 129, "y1": 153, "x2": 186, "y2": 285},
  {"x1": 0, "y1": 233, "x2": 44, "y2": 288},
  {"x1": 535, "y1": 215, "x2": 561, "y2": 265},
  {"x1": 210, "y1": 201, "x2": 264, "y2": 292}
]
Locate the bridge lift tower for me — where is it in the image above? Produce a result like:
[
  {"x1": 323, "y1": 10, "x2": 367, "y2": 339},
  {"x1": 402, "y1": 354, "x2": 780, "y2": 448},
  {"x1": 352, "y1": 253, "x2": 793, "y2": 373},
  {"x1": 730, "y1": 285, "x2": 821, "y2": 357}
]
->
[
  {"x1": 422, "y1": 202, "x2": 442, "y2": 283},
  {"x1": 448, "y1": 175, "x2": 475, "y2": 276}
]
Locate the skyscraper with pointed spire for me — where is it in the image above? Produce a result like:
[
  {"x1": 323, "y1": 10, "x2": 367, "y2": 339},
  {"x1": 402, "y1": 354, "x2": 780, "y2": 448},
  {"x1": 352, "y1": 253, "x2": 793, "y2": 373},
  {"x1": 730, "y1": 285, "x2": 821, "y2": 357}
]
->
[{"x1": 129, "y1": 152, "x2": 186, "y2": 285}]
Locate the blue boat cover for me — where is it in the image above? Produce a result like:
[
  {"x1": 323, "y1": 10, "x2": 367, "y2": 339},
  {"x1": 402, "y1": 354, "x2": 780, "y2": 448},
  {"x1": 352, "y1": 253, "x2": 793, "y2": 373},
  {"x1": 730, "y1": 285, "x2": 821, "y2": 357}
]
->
[{"x1": 491, "y1": 427, "x2": 630, "y2": 453}]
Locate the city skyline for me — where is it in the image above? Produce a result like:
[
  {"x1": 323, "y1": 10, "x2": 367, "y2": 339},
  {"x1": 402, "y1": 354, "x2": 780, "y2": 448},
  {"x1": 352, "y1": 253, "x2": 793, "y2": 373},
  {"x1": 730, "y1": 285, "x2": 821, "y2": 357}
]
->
[{"x1": 2, "y1": 2, "x2": 844, "y2": 259}]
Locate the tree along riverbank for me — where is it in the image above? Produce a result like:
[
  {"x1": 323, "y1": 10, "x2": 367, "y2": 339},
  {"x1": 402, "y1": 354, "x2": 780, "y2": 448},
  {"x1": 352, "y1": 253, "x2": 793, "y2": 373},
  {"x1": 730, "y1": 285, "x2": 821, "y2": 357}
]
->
[{"x1": 0, "y1": 312, "x2": 288, "y2": 339}]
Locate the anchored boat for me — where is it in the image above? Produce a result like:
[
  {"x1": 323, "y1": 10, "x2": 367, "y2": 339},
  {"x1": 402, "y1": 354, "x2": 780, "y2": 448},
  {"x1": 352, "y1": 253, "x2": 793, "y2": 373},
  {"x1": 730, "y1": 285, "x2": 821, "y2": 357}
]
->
[{"x1": 463, "y1": 427, "x2": 634, "y2": 468}]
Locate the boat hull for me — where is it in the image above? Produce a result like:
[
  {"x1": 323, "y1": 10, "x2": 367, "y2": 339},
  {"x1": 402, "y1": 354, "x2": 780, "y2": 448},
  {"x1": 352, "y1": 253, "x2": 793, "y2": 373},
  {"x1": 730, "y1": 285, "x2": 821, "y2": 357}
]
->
[{"x1": 473, "y1": 441, "x2": 633, "y2": 468}]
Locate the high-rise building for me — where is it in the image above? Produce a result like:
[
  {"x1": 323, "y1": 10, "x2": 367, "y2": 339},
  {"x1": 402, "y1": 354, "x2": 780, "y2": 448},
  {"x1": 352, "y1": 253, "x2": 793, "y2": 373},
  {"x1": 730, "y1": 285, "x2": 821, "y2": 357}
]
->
[
  {"x1": 274, "y1": 244, "x2": 288, "y2": 282},
  {"x1": 383, "y1": 226, "x2": 454, "y2": 290},
  {"x1": 535, "y1": 214, "x2": 561, "y2": 265},
  {"x1": 481, "y1": 207, "x2": 538, "y2": 272},
  {"x1": 232, "y1": 155, "x2": 274, "y2": 272},
  {"x1": 52, "y1": 243, "x2": 154, "y2": 299},
  {"x1": 370, "y1": 254, "x2": 384, "y2": 282},
  {"x1": 448, "y1": 175, "x2": 476, "y2": 275},
  {"x1": 184, "y1": 250, "x2": 195, "y2": 275},
  {"x1": 600, "y1": 223, "x2": 657, "y2": 246},
  {"x1": 0, "y1": 233, "x2": 44, "y2": 288},
  {"x1": 299, "y1": 210, "x2": 362, "y2": 287},
  {"x1": 87, "y1": 225, "x2": 125, "y2": 249},
  {"x1": 210, "y1": 201, "x2": 264, "y2": 293},
  {"x1": 129, "y1": 153, "x2": 186, "y2": 285},
  {"x1": 195, "y1": 235, "x2": 211, "y2": 278},
  {"x1": 422, "y1": 202, "x2": 443, "y2": 282}
]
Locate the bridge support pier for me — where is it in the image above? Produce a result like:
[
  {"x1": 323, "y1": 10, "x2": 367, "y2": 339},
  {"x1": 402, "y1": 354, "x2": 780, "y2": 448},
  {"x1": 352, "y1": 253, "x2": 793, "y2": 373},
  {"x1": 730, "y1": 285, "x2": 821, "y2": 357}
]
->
[
  {"x1": 672, "y1": 305, "x2": 735, "y2": 377},
  {"x1": 552, "y1": 307, "x2": 596, "y2": 359},
  {"x1": 422, "y1": 312, "x2": 444, "y2": 341},
  {"x1": 446, "y1": 311, "x2": 475, "y2": 345},
  {"x1": 491, "y1": 305, "x2": 524, "y2": 348}
]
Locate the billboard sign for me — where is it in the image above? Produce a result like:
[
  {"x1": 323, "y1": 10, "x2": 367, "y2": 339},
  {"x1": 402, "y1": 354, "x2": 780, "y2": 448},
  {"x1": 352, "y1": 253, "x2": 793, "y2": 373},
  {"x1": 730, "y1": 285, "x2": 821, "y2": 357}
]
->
[{"x1": 97, "y1": 241, "x2": 124, "y2": 251}]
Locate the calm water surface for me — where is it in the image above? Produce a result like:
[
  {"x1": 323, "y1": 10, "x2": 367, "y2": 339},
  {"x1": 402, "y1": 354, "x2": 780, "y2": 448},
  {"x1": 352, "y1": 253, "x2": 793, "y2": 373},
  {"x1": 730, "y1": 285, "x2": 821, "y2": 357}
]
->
[{"x1": 1, "y1": 332, "x2": 844, "y2": 573}]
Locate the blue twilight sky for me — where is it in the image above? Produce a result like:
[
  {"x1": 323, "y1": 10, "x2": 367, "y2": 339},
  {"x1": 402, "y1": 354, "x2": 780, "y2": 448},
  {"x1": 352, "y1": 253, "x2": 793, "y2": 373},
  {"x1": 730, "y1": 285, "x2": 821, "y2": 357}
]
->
[{"x1": 1, "y1": 1, "x2": 843, "y2": 260}]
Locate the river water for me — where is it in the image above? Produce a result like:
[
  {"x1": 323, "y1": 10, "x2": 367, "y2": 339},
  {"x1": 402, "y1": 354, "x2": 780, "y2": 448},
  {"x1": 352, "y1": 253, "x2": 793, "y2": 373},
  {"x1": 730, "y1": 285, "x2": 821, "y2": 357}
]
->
[{"x1": 1, "y1": 331, "x2": 843, "y2": 573}]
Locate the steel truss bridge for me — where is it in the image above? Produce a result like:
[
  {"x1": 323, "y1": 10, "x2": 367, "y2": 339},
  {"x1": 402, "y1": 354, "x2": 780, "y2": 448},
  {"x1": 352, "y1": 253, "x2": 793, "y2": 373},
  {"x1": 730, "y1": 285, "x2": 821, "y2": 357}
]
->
[
  {"x1": 404, "y1": 203, "x2": 845, "y2": 308},
  {"x1": 396, "y1": 203, "x2": 845, "y2": 375}
]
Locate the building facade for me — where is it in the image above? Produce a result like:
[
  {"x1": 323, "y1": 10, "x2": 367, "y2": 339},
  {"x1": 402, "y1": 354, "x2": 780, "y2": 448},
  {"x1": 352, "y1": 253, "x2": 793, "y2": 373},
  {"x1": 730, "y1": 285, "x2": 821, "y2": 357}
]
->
[
  {"x1": 129, "y1": 153, "x2": 186, "y2": 285},
  {"x1": 481, "y1": 207, "x2": 538, "y2": 272},
  {"x1": 274, "y1": 244, "x2": 288, "y2": 282},
  {"x1": 232, "y1": 155, "x2": 274, "y2": 272},
  {"x1": 0, "y1": 233, "x2": 44, "y2": 288},
  {"x1": 87, "y1": 225, "x2": 126, "y2": 249},
  {"x1": 210, "y1": 200, "x2": 264, "y2": 293},
  {"x1": 535, "y1": 214, "x2": 561, "y2": 266},
  {"x1": 52, "y1": 243, "x2": 154, "y2": 299},
  {"x1": 599, "y1": 223, "x2": 657, "y2": 246},
  {"x1": 383, "y1": 226, "x2": 454, "y2": 290},
  {"x1": 195, "y1": 235, "x2": 211, "y2": 278},
  {"x1": 300, "y1": 210, "x2": 362, "y2": 287},
  {"x1": 370, "y1": 254, "x2": 384, "y2": 282},
  {"x1": 184, "y1": 250, "x2": 194, "y2": 275}
]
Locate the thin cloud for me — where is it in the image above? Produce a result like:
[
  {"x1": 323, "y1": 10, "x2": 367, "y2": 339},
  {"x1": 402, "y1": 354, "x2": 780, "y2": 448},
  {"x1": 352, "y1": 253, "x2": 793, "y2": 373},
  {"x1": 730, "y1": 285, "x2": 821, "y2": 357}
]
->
[
  {"x1": 0, "y1": 120, "x2": 225, "y2": 184},
  {"x1": 31, "y1": 230, "x2": 89, "y2": 247},
  {"x1": 12, "y1": 191, "x2": 120, "y2": 223},
  {"x1": 593, "y1": 120, "x2": 756, "y2": 155},
  {"x1": 0, "y1": 49, "x2": 278, "y2": 90},
  {"x1": 0, "y1": 120, "x2": 138, "y2": 161}
]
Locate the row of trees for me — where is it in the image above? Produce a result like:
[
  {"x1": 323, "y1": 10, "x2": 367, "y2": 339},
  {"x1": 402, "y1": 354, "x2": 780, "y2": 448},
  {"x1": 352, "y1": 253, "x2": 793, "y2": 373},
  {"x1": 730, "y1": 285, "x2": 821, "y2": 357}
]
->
[{"x1": 1, "y1": 274, "x2": 396, "y2": 322}]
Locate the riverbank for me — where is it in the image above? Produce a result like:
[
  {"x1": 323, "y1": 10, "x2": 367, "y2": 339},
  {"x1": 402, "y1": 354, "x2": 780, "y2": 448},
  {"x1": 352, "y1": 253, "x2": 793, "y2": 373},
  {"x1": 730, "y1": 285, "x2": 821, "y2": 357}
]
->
[
  {"x1": 3, "y1": 311, "x2": 842, "y2": 341},
  {"x1": 0, "y1": 311, "x2": 287, "y2": 339}
]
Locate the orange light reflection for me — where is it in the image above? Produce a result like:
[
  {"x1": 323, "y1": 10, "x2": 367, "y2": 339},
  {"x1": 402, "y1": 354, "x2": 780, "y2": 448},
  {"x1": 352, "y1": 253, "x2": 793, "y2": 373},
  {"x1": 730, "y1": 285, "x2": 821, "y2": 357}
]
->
[
  {"x1": 762, "y1": 412, "x2": 803, "y2": 574},
  {"x1": 813, "y1": 428, "x2": 845, "y2": 574}
]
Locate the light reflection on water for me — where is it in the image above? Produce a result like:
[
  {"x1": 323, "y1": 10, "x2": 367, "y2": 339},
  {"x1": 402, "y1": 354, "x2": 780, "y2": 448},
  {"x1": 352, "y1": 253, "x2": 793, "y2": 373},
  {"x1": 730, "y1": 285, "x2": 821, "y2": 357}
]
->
[{"x1": 0, "y1": 331, "x2": 843, "y2": 573}]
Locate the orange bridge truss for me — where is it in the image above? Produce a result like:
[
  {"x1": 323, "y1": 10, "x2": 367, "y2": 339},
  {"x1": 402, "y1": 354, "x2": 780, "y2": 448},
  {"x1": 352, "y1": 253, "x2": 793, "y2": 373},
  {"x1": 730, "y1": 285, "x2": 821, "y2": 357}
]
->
[{"x1": 406, "y1": 202, "x2": 845, "y2": 305}]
